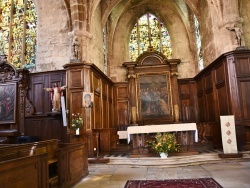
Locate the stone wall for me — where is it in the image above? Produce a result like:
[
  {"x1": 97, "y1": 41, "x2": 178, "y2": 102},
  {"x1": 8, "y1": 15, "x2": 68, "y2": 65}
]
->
[
  {"x1": 241, "y1": 0, "x2": 250, "y2": 48},
  {"x1": 108, "y1": 1, "x2": 198, "y2": 81},
  {"x1": 88, "y1": 3, "x2": 104, "y2": 72},
  {"x1": 35, "y1": 0, "x2": 70, "y2": 72},
  {"x1": 32, "y1": 0, "x2": 250, "y2": 81}
]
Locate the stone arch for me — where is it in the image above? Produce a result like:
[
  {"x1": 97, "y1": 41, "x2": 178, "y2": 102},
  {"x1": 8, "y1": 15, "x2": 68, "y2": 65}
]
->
[{"x1": 109, "y1": 1, "x2": 197, "y2": 81}]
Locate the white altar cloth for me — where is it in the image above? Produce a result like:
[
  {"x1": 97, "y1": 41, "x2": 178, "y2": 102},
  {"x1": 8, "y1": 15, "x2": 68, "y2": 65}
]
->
[
  {"x1": 117, "y1": 131, "x2": 128, "y2": 139},
  {"x1": 127, "y1": 123, "x2": 198, "y2": 143}
]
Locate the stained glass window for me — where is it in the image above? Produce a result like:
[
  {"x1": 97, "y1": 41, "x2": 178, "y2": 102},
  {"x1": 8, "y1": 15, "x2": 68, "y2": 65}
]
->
[
  {"x1": 129, "y1": 13, "x2": 172, "y2": 61},
  {"x1": 103, "y1": 28, "x2": 107, "y2": 75},
  {"x1": 194, "y1": 15, "x2": 203, "y2": 70},
  {"x1": 0, "y1": 0, "x2": 37, "y2": 69}
]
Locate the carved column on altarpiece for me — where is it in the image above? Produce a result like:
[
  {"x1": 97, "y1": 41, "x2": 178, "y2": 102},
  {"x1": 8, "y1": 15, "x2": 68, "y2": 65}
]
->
[
  {"x1": 17, "y1": 69, "x2": 30, "y2": 134},
  {"x1": 169, "y1": 59, "x2": 180, "y2": 122},
  {"x1": 123, "y1": 62, "x2": 137, "y2": 124}
]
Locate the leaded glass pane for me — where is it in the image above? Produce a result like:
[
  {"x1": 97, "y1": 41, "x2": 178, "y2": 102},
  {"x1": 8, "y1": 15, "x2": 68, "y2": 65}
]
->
[
  {"x1": 138, "y1": 14, "x2": 149, "y2": 53},
  {"x1": 129, "y1": 24, "x2": 139, "y2": 61},
  {"x1": 103, "y1": 28, "x2": 107, "y2": 75},
  {"x1": 194, "y1": 15, "x2": 203, "y2": 70},
  {"x1": 25, "y1": 0, "x2": 37, "y2": 66},
  {"x1": 0, "y1": 0, "x2": 37, "y2": 68},
  {"x1": 149, "y1": 15, "x2": 160, "y2": 51},
  {"x1": 0, "y1": 0, "x2": 12, "y2": 55},
  {"x1": 129, "y1": 13, "x2": 172, "y2": 61},
  {"x1": 161, "y1": 26, "x2": 172, "y2": 58},
  {"x1": 11, "y1": 1, "x2": 25, "y2": 68}
]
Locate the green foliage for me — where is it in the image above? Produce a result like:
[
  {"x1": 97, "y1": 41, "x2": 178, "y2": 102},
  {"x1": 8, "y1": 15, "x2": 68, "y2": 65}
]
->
[
  {"x1": 147, "y1": 132, "x2": 180, "y2": 154},
  {"x1": 71, "y1": 113, "x2": 83, "y2": 130}
]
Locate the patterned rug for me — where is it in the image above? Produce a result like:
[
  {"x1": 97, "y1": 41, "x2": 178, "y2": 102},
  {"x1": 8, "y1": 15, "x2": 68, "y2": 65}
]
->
[{"x1": 124, "y1": 178, "x2": 223, "y2": 188}]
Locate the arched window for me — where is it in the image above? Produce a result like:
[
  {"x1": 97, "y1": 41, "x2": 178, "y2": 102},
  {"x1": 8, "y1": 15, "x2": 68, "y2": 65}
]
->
[
  {"x1": 129, "y1": 13, "x2": 172, "y2": 61},
  {"x1": 194, "y1": 15, "x2": 203, "y2": 70},
  {"x1": 0, "y1": 0, "x2": 37, "y2": 69},
  {"x1": 103, "y1": 27, "x2": 107, "y2": 75}
]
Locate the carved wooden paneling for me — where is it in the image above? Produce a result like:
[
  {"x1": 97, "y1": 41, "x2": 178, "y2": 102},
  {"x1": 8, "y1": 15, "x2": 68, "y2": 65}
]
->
[
  {"x1": 24, "y1": 70, "x2": 67, "y2": 142},
  {"x1": 93, "y1": 73, "x2": 100, "y2": 91},
  {"x1": 197, "y1": 95, "x2": 206, "y2": 122},
  {"x1": 0, "y1": 153, "x2": 48, "y2": 188},
  {"x1": 108, "y1": 85, "x2": 114, "y2": 127},
  {"x1": 24, "y1": 117, "x2": 65, "y2": 141},
  {"x1": 214, "y1": 62, "x2": 225, "y2": 84},
  {"x1": 114, "y1": 83, "x2": 129, "y2": 126},
  {"x1": 192, "y1": 50, "x2": 250, "y2": 150},
  {"x1": 70, "y1": 91, "x2": 83, "y2": 113},
  {"x1": 117, "y1": 85, "x2": 129, "y2": 99},
  {"x1": 238, "y1": 80, "x2": 250, "y2": 122},
  {"x1": 33, "y1": 82, "x2": 45, "y2": 114},
  {"x1": 68, "y1": 69, "x2": 83, "y2": 88},
  {"x1": 94, "y1": 92, "x2": 101, "y2": 129},
  {"x1": 205, "y1": 91, "x2": 216, "y2": 121},
  {"x1": 243, "y1": 126, "x2": 250, "y2": 150},
  {"x1": 117, "y1": 100, "x2": 129, "y2": 125},
  {"x1": 102, "y1": 80, "x2": 107, "y2": 97},
  {"x1": 24, "y1": 119, "x2": 43, "y2": 138},
  {"x1": 92, "y1": 128, "x2": 119, "y2": 151},
  {"x1": 102, "y1": 96, "x2": 108, "y2": 128},
  {"x1": 235, "y1": 57, "x2": 250, "y2": 76},
  {"x1": 204, "y1": 72, "x2": 213, "y2": 91},
  {"x1": 29, "y1": 71, "x2": 66, "y2": 114},
  {"x1": 180, "y1": 99, "x2": 190, "y2": 121},
  {"x1": 196, "y1": 78, "x2": 203, "y2": 95},
  {"x1": 178, "y1": 79, "x2": 197, "y2": 122},
  {"x1": 216, "y1": 83, "x2": 230, "y2": 115},
  {"x1": 179, "y1": 83, "x2": 189, "y2": 95},
  {"x1": 189, "y1": 82, "x2": 198, "y2": 121},
  {"x1": 57, "y1": 143, "x2": 88, "y2": 187}
]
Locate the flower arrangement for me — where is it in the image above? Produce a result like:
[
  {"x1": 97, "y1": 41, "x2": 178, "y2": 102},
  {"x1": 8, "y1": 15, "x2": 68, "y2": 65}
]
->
[
  {"x1": 147, "y1": 132, "x2": 180, "y2": 154},
  {"x1": 71, "y1": 113, "x2": 83, "y2": 130}
]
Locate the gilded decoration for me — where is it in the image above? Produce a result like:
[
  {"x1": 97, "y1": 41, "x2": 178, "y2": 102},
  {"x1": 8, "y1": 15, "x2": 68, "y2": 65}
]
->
[
  {"x1": 136, "y1": 71, "x2": 173, "y2": 120},
  {"x1": 128, "y1": 74, "x2": 136, "y2": 78},
  {"x1": 171, "y1": 72, "x2": 178, "y2": 76}
]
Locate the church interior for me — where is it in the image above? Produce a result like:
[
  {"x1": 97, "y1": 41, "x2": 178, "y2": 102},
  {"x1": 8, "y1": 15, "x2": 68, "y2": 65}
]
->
[{"x1": 1, "y1": 0, "x2": 250, "y2": 187}]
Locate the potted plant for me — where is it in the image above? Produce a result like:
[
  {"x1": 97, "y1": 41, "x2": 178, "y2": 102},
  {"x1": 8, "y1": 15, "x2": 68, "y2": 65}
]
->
[
  {"x1": 71, "y1": 113, "x2": 83, "y2": 135},
  {"x1": 147, "y1": 132, "x2": 180, "y2": 158}
]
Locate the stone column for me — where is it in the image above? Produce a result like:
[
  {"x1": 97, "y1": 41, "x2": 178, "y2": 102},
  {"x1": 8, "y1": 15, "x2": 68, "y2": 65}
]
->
[
  {"x1": 123, "y1": 62, "x2": 137, "y2": 124},
  {"x1": 169, "y1": 59, "x2": 180, "y2": 122}
]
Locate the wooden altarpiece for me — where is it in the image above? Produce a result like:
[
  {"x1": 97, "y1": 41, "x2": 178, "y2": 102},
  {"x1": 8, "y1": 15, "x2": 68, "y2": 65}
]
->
[
  {"x1": 123, "y1": 49, "x2": 180, "y2": 125},
  {"x1": 122, "y1": 50, "x2": 197, "y2": 157}
]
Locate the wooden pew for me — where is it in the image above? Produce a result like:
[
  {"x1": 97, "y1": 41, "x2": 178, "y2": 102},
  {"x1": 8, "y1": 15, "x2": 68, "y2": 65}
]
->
[
  {"x1": 0, "y1": 152, "x2": 48, "y2": 188},
  {"x1": 0, "y1": 139, "x2": 88, "y2": 188},
  {"x1": 0, "y1": 139, "x2": 58, "y2": 164}
]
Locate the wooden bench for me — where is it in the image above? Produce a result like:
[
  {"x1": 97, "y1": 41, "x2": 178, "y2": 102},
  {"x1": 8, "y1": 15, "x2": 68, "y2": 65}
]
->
[
  {"x1": 0, "y1": 152, "x2": 48, "y2": 188},
  {"x1": 0, "y1": 139, "x2": 58, "y2": 163},
  {"x1": 0, "y1": 139, "x2": 88, "y2": 188}
]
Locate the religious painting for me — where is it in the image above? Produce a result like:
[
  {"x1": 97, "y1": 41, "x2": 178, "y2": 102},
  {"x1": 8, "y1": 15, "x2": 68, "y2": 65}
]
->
[
  {"x1": 137, "y1": 72, "x2": 172, "y2": 119},
  {"x1": 82, "y1": 92, "x2": 94, "y2": 108},
  {"x1": 0, "y1": 83, "x2": 17, "y2": 124}
]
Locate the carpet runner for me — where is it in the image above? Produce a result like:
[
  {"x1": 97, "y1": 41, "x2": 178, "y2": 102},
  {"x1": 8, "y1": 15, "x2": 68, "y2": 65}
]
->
[{"x1": 124, "y1": 178, "x2": 223, "y2": 188}]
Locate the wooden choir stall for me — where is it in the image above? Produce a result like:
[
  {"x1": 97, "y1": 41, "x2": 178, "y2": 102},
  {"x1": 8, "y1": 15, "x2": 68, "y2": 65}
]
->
[
  {"x1": 120, "y1": 48, "x2": 250, "y2": 156},
  {"x1": 0, "y1": 58, "x2": 88, "y2": 188}
]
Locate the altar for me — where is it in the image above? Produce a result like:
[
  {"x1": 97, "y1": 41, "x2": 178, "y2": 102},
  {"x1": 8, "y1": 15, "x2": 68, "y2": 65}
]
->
[{"x1": 127, "y1": 123, "x2": 198, "y2": 157}]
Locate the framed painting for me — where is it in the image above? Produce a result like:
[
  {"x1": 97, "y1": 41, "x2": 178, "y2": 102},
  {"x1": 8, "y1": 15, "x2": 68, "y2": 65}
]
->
[
  {"x1": 136, "y1": 72, "x2": 173, "y2": 119},
  {"x1": 0, "y1": 82, "x2": 17, "y2": 124},
  {"x1": 82, "y1": 92, "x2": 94, "y2": 108}
]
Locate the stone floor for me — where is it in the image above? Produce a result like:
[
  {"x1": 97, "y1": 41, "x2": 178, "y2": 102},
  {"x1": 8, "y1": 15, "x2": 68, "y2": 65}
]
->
[{"x1": 74, "y1": 151, "x2": 250, "y2": 188}]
